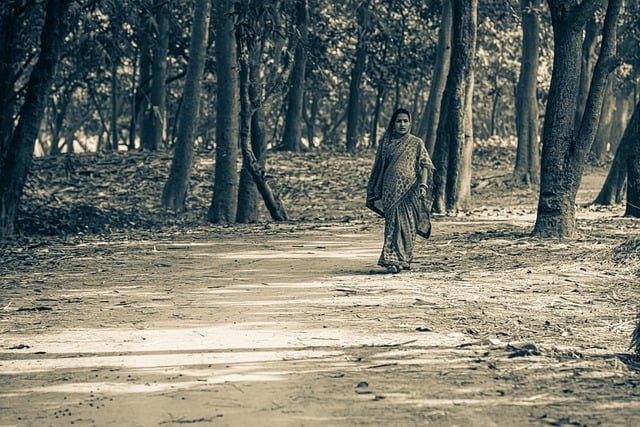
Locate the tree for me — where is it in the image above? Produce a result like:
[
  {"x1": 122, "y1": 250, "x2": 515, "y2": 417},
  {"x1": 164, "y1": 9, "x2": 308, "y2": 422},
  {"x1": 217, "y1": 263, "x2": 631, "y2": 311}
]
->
[
  {"x1": 161, "y1": 0, "x2": 211, "y2": 212},
  {"x1": 236, "y1": 1, "x2": 288, "y2": 222},
  {"x1": 513, "y1": 0, "x2": 541, "y2": 185},
  {"x1": 416, "y1": 0, "x2": 452, "y2": 155},
  {"x1": 280, "y1": 0, "x2": 308, "y2": 152},
  {"x1": 623, "y1": 99, "x2": 640, "y2": 217},
  {"x1": 140, "y1": 0, "x2": 169, "y2": 151},
  {"x1": 208, "y1": 0, "x2": 240, "y2": 224},
  {"x1": 345, "y1": 0, "x2": 370, "y2": 153},
  {"x1": 236, "y1": 0, "x2": 287, "y2": 222},
  {"x1": 0, "y1": 0, "x2": 71, "y2": 238},
  {"x1": 431, "y1": 0, "x2": 477, "y2": 213},
  {"x1": 532, "y1": 0, "x2": 622, "y2": 237}
]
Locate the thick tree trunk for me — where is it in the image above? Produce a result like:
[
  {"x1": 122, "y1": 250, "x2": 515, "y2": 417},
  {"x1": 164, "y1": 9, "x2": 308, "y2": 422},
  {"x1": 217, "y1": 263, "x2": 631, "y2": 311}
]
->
[
  {"x1": 0, "y1": 0, "x2": 70, "y2": 238},
  {"x1": 417, "y1": 0, "x2": 452, "y2": 155},
  {"x1": 432, "y1": 0, "x2": 476, "y2": 213},
  {"x1": 280, "y1": 0, "x2": 308, "y2": 152},
  {"x1": 533, "y1": 0, "x2": 621, "y2": 238},
  {"x1": 208, "y1": 0, "x2": 239, "y2": 224},
  {"x1": 513, "y1": 0, "x2": 540, "y2": 185},
  {"x1": 345, "y1": 2, "x2": 369, "y2": 153},
  {"x1": 162, "y1": 0, "x2": 210, "y2": 212}
]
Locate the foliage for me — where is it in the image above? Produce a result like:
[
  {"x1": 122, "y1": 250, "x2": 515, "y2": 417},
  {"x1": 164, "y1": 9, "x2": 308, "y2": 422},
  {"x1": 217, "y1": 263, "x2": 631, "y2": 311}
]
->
[{"x1": 16, "y1": 140, "x2": 515, "y2": 238}]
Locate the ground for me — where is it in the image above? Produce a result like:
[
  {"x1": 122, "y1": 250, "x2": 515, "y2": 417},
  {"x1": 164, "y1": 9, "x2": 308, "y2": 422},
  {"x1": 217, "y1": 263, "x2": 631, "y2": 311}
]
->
[{"x1": 1, "y1": 147, "x2": 639, "y2": 426}]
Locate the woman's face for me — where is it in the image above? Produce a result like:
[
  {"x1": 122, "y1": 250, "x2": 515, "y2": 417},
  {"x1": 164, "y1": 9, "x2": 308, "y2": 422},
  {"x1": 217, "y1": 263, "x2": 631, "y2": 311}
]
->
[{"x1": 394, "y1": 113, "x2": 411, "y2": 136}]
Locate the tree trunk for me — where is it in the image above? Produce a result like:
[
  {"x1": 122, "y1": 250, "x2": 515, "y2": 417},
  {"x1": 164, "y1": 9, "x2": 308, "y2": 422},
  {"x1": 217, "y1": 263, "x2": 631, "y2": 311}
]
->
[
  {"x1": 208, "y1": 0, "x2": 239, "y2": 224},
  {"x1": 140, "y1": 0, "x2": 168, "y2": 151},
  {"x1": 369, "y1": 86, "x2": 385, "y2": 148},
  {"x1": 108, "y1": 59, "x2": 117, "y2": 151},
  {"x1": 432, "y1": 0, "x2": 477, "y2": 213},
  {"x1": 575, "y1": 15, "x2": 598, "y2": 127},
  {"x1": 162, "y1": 0, "x2": 210, "y2": 212},
  {"x1": 237, "y1": 27, "x2": 288, "y2": 222},
  {"x1": 609, "y1": 87, "x2": 633, "y2": 153},
  {"x1": 0, "y1": 0, "x2": 70, "y2": 238},
  {"x1": 237, "y1": 1, "x2": 270, "y2": 223},
  {"x1": 513, "y1": 0, "x2": 540, "y2": 185},
  {"x1": 416, "y1": 0, "x2": 452, "y2": 155},
  {"x1": 280, "y1": 0, "x2": 308, "y2": 152},
  {"x1": 345, "y1": 2, "x2": 369, "y2": 153},
  {"x1": 593, "y1": 136, "x2": 628, "y2": 205},
  {"x1": 590, "y1": 77, "x2": 614, "y2": 163},
  {"x1": 623, "y1": 100, "x2": 640, "y2": 217},
  {"x1": 533, "y1": 0, "x2": 622, "y2": 238}
]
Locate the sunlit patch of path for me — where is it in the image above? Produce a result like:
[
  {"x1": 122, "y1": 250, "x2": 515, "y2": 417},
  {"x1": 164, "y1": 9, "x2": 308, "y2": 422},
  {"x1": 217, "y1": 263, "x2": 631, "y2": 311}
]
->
[{"x1": 0, "y1": 221, "x2": 639, "y2": 426}]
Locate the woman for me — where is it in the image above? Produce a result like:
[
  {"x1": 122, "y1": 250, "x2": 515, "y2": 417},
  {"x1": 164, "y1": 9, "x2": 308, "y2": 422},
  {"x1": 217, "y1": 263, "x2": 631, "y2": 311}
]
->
[{"x1": 366, "y1": 108, "x2": 434, "y2": 273}]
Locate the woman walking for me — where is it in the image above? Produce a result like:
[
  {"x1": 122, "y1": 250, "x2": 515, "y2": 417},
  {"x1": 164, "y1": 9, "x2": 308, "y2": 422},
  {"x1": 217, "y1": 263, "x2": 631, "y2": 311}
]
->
[{"x1": 366, "y1": 108, "x2": 434, "y2": 273}]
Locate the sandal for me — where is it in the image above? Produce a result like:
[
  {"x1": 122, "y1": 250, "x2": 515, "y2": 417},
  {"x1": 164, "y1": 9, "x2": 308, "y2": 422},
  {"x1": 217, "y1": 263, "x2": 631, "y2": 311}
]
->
[{"x1": 386, "y1": 265, "x2": 400, "y2": 274}]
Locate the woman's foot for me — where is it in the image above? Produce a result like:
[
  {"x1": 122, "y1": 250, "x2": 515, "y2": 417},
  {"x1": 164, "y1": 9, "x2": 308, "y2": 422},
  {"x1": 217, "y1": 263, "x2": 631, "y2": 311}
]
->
[{"x1": 386, "y1": 265, "x2": 400, "y2": 274}]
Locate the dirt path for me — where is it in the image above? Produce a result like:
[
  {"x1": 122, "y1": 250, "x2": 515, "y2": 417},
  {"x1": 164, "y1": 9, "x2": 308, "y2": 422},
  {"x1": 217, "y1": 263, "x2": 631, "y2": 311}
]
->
[{"x1": 1, "y1": 206, "x2": 639, "y2": 427}]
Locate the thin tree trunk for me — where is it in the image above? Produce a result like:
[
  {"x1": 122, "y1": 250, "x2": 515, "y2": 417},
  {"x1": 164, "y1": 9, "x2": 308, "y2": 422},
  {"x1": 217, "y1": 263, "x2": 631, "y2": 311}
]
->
[
  {"x1": 513, "y1": 0, "x2": 540, "y2": 185},
  {"x1": 280, "y1": 0, "x2": 308, "y2": 152},
  {"x1": 0, "y1": 0, "x2": 70, "y2": 238},
  {"x1": 590, "y1": 77, "x2": 615, "y2": 163},
  {"x1": 237, "y1": 28, "x2": 288, "y2": 222},
  {"x1": 623, "y1": 100, "x2": 640, "y2": 216},
  {"x1": 575, "y1": 15, "x2": 598, "y2": 127},
  {"x1": 162, "y1": 0, "x2": 210, "y2": 212},
  {"x1": 110, "y1": 59, "x2": 118, "y2": 151},
  {"x1": 237, "y1": 1, "x2": 270, "y2": 223},
  {"x1": 345, "y1": 1, "x2": 368, "y2": 153},
  {"x1": 417, "y1": 0, "x2": 452, "y2": 155}
]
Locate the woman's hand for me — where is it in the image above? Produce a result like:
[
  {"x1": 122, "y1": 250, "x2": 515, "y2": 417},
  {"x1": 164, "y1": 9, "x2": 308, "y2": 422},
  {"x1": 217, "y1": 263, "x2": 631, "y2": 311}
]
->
[{"x1": 419, "y1": 183, "x2": 428, "y2": 199}]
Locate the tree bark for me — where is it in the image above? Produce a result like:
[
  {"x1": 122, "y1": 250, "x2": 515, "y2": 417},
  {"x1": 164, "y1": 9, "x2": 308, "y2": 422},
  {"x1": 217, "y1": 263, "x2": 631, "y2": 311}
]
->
[
  {"x1": 280, "y1": 0, "x2": 308, "y2": 152},
  {"x1": 345, "y1": 1, "x2": 369, "y2": 153},
  {"x1": 513, "y1": 0, "x2": 540, "y2": 185},
  {"x1": 432, "y1": 0, "x2": 477, "y2": 213},
  {"x1": 237, "y1": 0, "x2": 273, "y2": 223},
  {"x1": 623, "y1": 100, "x2": 640, "y2": 217},
  {"x1": 208, "y1": 0, "x2": 239, "y2": 224},
  {"x1": 162, "y1": 0, "x2": 211, "y2": 212},
  {"x1": 417, "y1": 0, "x2": 452, "y2": 155},
  {"x1": 237, "y1": 27, "x2": 288, "y2": 222},
  {"x1": 533, "y1": 0, "x2": 622, "y2": 237},
  {"x1": 0, "y1": 0, "x2": 70, "y2": 238},
  {"x1": 593, "y1": 133, "x2": 628, "y2": 205},
  {"x1": 575, "y1": 15, "x2": 598, "y2": 127},
  {"x1": 140, "y1": 0, "x2": 168, "y2": 151},
  {"x1": 590, "y1": 77, "x2": 615, "y2": 163}
]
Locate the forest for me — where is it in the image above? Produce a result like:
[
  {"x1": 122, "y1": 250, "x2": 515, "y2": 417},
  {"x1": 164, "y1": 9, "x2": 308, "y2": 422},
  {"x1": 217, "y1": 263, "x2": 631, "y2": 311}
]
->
[
  {"x1": 2, "y1": 1, "x2": 640, "y2": 425},
  {"x1": 0, "y1": 0, "x2": 638, "y2": 239}
]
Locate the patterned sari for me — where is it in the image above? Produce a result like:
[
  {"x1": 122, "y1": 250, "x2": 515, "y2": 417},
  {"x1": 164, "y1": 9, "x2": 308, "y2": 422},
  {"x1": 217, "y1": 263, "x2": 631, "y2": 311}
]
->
[{"x1": 367, "y1": 133, "x2": 433, "y2": 269}]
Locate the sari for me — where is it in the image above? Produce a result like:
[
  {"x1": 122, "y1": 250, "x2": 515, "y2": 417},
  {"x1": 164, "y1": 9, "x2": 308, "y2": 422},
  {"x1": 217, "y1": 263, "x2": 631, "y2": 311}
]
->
[{"x1": 366, "y1": 132, "x2": 433, "y2": 269}]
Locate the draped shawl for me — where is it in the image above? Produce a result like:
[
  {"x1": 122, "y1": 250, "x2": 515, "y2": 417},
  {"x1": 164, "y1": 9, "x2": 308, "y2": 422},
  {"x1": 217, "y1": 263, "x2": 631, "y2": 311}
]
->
[{"x1": 366, "y1": 133, "x2": 433, "y2": 217}]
